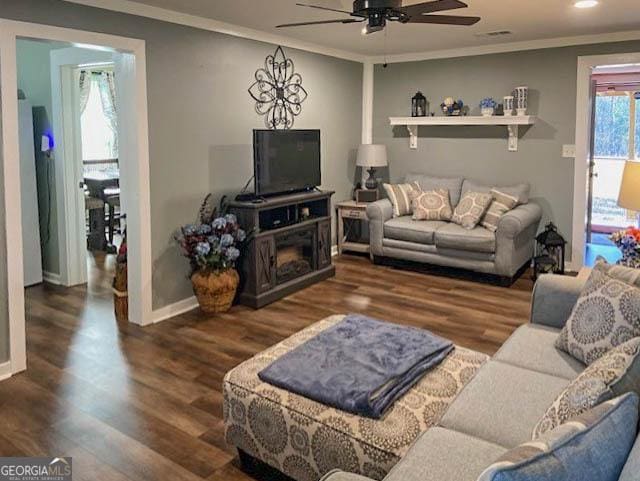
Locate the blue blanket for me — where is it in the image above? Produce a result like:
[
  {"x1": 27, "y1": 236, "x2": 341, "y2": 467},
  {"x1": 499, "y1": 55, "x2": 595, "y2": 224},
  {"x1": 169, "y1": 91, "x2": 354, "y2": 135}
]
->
[{"x1": 258, "y1": 314, "x2": 454, "y2": 419}]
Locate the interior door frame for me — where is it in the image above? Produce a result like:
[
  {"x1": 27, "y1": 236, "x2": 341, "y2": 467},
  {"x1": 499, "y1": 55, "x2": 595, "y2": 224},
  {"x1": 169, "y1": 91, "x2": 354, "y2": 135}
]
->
[
  {"x1": 572, "y1": 52, "x2": 640, "y2": 269},
  {"x1": 51, "y1": 48, "x2": 116, "y2": 287},
  {"x1": 0, "y1": 19, "x2": 154, "y2": 377}
]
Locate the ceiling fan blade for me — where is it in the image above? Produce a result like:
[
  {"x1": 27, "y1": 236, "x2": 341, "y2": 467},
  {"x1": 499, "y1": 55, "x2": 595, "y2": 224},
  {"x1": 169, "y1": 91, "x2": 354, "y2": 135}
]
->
[
  {"x1": 277, "y1": 18, "x2": 363, "y2": 28},
  {"x1": 407, "y1": 14, "x2": 480, "y2": 25},
  {"x1": 401, "y1": 0, "x2": 468, "y2": 16},
  {"x1": 295, "y1": 3, "x2": 354, "y2": 15}
]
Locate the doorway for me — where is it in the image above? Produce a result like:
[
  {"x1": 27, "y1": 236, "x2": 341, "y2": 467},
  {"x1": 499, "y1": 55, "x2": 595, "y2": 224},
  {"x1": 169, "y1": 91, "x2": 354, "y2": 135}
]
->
[
  {"x1": 585, "y1": 68, "x2": 640, "y2": 265},
  {"x1": 572, "y1": 52, "x2": 640, "y2": 270},
  {"x1": 0, "y1": 20, "x2": 153, "y2": 378}
]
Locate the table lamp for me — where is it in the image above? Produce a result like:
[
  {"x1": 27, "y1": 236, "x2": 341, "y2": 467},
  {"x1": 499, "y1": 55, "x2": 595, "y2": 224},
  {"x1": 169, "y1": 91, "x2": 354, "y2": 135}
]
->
[
  {"x1": 618, "y1": 160, "x2": 640, "y2": 226},
  {"x1": 356, "y1": 144, "x2": 388, "y2": 190}
]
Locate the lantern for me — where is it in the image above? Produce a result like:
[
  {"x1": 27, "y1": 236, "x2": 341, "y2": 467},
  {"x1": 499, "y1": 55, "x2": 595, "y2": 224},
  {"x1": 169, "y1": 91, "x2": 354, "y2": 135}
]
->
[
  {"x1": 533, "y1": 222, "x2": 567, "y2": 280},
  {"x1": 412, "y1": 91, "x2": 427, "y2": 117}
]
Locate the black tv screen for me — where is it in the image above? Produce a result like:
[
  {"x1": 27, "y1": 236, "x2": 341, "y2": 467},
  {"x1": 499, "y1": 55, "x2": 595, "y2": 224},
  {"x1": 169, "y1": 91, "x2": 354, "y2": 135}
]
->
[{"x1": 253, "y1": 129, "x2": 321, "y2": 197}]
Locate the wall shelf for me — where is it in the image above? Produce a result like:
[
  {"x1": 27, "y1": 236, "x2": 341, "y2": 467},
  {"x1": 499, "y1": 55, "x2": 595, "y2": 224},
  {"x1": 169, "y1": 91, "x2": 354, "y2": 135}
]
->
[{"x1": 389, "y1": 115, "x2": 537, "y2": 152}]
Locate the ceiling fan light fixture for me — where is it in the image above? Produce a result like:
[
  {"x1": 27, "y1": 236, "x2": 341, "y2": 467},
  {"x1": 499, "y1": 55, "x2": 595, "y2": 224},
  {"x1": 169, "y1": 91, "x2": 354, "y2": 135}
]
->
[{"x1": 574, "y1": 0, "x2": 599, "y2": 8}]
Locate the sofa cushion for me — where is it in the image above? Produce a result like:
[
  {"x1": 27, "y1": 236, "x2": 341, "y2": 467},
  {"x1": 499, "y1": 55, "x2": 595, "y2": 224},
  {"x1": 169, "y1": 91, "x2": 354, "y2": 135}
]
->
[
  {"x1": 619, "y1": 432, "x2": 640, "y2": 481},
  {"x1": 412, "y1": 189, "x2": 453, "y2": 221},
  {"x1": 532, "y1": 337, "x2": 640, "y2": 438},
  {"x1": 480, "y1": 189, "x2": 520, "y2": 233},
  {"x1": 452, "y1": 192, "x2": 493, "y2": 229},
  {"x1": 435, "y1": 223, "x2": 496, "y2": 253},
  {"x1": 478, "y1": 393, "x2": 639, "y2": 481},
  {"x1": 383, "y1": 182, "x2": 422, "y2": 218},
  {"x1": 223, "y1": 315, "x2": 489, "y2": 481},
  {"x1": 405, "y1": 173, "x2": 464, "y2": 206},
  {"x1": 555, "y1": 268, "x2": 640, "y2": 365},
  {"x1": 383, "y1": 427, "x2": 507, "y2": 481},
  {"x1": 439, "y1": 360, "x2": 569, "y2": 448},
  {"x1": 384, "y1": 217, "x2": 446, "y2": 245},
  {"x1": 493, "y1": 324, "x2": 585, "y2": 380},
  {"x1": 461, "y1": 180, "x2": 530, "y2": 204}
]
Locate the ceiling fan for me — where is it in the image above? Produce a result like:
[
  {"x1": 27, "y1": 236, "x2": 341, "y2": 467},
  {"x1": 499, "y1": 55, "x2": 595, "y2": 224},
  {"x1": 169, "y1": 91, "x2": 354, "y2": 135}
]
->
[{"x1": 276, "y1": 0, "x2": 481, "y2": 34}]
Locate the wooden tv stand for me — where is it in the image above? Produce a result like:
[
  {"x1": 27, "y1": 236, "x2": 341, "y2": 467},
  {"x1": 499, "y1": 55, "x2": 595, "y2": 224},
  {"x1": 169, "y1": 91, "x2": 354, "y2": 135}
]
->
[{"x1": 228, "y1": 190, "x2": 335, "y2": 309}]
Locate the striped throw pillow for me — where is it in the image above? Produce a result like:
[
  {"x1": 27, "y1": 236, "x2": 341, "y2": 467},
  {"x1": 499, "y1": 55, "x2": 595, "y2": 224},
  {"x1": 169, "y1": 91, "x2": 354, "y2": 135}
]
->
[
  {"x1": 478, "y1": 393, "x2": 639, "y2": 481},
  {"x1": 481, "y1": 188, "x2": 520, "y2": 232},
  {"x1": 383, "y1": 182, "x2": 422, "y2": 217}
]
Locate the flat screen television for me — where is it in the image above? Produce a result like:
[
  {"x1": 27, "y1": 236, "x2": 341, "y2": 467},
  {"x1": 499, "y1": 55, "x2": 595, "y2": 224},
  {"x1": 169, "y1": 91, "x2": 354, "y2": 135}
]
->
[{"x1": 253, "y1": 129, "x2": 321, "y2": 197}]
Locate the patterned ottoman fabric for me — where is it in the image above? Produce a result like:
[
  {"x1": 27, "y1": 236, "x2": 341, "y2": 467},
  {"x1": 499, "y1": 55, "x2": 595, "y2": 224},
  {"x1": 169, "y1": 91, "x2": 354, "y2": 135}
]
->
[{"x1": 223, "y1": 315, "x2": 489, "y2": 481}]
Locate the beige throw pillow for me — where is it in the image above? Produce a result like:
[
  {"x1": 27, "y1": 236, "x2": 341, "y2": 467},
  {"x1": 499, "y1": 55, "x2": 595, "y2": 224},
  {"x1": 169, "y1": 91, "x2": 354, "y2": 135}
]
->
[
  {"x1": 593, "y1": 258, "x2": 640, "y2": 288},
  {"x1": 480, "y1": 188, "x2": 520, "y2": 232},
  {"x1": 451, "y1": 191, "x2": 493, "y2": 229},
  {"x1": 412, "y1": 189, "x2": 453, "y2": 221},
  {"x1": 555, "y1": 269, "x2": 640, "y2": 365},
  {"x1": 383, "y1": 182, "x2": 422, "y2": 218},
  {"x1": 532, "y1": 337, "x2": 640, "y2": 438}
]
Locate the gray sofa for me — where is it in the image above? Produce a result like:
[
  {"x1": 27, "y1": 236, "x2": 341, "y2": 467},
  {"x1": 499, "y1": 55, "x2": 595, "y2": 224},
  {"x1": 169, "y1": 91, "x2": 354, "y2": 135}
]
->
[
  {"x1": 367, "y1": 174, "x2": 543, "y2": 283},
  {"x1": 323, "y1": 274, "x2": 640, "y2": 481}
]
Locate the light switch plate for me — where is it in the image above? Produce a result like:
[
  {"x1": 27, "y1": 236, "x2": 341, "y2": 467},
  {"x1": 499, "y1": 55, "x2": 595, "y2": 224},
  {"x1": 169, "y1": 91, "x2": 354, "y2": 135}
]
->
[{"x1": 562, "y1": 144, "x2": 576, "y2": 158}]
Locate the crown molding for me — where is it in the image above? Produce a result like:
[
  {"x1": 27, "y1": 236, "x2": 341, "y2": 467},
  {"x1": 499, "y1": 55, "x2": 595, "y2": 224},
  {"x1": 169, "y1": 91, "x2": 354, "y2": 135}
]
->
[
  {"x1": 62, "y1": 0, "x2": 367, "y2": 63},
  {"x1": 368, "y1": 29, "x2": 640, "y2": 64},
  {"x1": 62, "y1": 1, "x2": 640, "y2": 66}
]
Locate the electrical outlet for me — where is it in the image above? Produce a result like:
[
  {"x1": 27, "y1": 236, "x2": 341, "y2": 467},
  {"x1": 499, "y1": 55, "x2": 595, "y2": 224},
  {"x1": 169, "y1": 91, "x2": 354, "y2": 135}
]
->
[{"x1": 562, "y1": 144, "x2": 576, "y2": 158}]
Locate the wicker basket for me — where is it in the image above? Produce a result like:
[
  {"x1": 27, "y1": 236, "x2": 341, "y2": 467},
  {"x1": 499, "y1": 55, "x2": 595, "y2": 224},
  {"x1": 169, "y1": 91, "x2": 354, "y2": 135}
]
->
[
  {"x1": 113, "y1": 261, "x2": 128, "y2": 321},
  {"x1": 113, "y1": 288, "x2": 128, "y2": 322},
  {"x1": 191, "y1": 268, "x2": 240, "y2": 314}
]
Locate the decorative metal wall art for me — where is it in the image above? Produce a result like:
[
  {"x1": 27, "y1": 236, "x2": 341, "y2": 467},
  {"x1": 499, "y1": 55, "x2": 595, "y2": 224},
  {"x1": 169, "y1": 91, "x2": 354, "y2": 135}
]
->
[{"x1": 248, "y1": 46, "x2": 308, "y2": 130}]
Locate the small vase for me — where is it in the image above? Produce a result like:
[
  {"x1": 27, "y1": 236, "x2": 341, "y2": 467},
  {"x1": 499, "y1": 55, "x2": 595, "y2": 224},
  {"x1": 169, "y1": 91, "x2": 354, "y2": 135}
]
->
[
  {"x1": 191, "y1": 268, "x2": 239, "y2": 314},
  {"x1": 481, "y1": 107, "x2": 494, "y2": 117}
]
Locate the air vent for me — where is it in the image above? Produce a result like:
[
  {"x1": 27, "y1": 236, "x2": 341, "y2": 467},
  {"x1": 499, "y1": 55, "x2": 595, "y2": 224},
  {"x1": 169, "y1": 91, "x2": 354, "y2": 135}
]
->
[{"x1": 475, "y1": 30, "x2": 513, "y2": 38}]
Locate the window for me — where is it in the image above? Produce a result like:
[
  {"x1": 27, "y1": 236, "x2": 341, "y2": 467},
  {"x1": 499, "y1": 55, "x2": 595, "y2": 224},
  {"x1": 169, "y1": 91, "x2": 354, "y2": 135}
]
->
[
  {"x1": 636, "y1": 94, "x2": 640, "y2": 159},
  {"x1": 81, "y1": 73, "x2": 118, "y2": 161},
  {"x1": 594, "y1": 91, "x2": 638, "y2": 160}
]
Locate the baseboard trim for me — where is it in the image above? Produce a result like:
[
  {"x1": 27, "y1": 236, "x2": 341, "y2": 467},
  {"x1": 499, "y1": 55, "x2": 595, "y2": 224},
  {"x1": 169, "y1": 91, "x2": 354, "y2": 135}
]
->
[
  {"x1": 0, "y1": 361, "x2": 12, "y2": 381},
  {"x1": 43, "y1": 271, "x2": 62, "y2": 285},
  {"x1": 152, "y1": 295, "x2": 199, "y2": 324}
]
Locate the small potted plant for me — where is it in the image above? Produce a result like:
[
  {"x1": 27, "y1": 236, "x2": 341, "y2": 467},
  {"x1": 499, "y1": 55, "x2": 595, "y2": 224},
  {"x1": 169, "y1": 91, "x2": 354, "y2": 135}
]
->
[
  {"x1": 610, "y1": 227, "x2": 640, "y2": 268},
  {"x1": 480, "y1": 98, "x2": 497, "y2": 116},
  {"x1": 176, "y1": 195, "x2": 247, "y2": 314}
]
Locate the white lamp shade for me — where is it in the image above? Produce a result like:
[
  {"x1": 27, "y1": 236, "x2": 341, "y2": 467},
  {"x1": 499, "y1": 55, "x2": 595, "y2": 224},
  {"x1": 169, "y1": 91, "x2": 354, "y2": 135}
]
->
[
  {"x1": 618, "y1": 161, "x2": 640, "y2": 211},
  {"x1": 356, "y1": 144, "x2": 388, "y2": 168}
]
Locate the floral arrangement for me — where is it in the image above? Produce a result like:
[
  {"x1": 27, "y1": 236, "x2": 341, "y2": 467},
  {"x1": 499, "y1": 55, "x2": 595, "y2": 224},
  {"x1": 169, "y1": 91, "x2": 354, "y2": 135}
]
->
[
  {"x1": 176, "y1": 195, "x2": 247, "y2": 274},
  {"x1": 441, "y1": 97, "x2": 465, "y2": 116},
  {"x1": 610, "y1": 226, "x2": 640, "y2": 268},
  {"x1": 480, "y1": 97, "x2": 497, "y2": 109}
]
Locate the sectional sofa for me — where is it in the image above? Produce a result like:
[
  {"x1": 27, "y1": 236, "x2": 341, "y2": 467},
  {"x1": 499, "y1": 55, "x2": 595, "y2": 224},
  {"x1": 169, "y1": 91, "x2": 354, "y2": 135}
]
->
[
  {"x1": 323, "y1": 274, "x2": 639, "y2": 481},
  {"x1": 367, "y1": 174, "x2": 542, "y2": 284},
  {"x1": 223, "y1": 273, "x2": 639, "y2": 481}
]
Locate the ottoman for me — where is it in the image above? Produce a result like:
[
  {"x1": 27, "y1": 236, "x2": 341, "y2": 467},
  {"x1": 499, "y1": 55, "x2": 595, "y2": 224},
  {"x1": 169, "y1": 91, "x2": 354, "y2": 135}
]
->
[{"x1": 223, "y1": 315, "x2": 489, "y2": 481}]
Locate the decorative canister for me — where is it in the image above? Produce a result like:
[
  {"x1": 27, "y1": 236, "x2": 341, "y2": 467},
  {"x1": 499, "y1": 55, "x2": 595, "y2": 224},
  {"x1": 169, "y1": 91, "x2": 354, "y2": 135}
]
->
[
  {"x1": 514, "y1": 86, "x2": 528, "y2": 115},
  {"x1": 503, "y1": 96, "x2": 514, "y2": 116}
]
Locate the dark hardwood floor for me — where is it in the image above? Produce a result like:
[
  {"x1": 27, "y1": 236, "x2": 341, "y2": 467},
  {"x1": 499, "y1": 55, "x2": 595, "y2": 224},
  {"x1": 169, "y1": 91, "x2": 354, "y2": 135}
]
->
[{"x1": 0, "y1": 254, "x2": 534, "y2": 481}]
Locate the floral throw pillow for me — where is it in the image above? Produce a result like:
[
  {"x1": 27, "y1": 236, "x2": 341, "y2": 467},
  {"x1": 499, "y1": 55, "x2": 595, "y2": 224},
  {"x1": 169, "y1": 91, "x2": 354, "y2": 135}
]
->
[
  {"x1": 451, "y1": 191, "x2": 493, "y2": 230},
  {"x1": 412, "y1": 189, "x2": 453, "y2": 221},
  {"x1": 383, "y1": 182, "x2": 422, "y2": 218},
  {"x1": 532, "y1": 337, "x2": 640, "y2": 438},
  {"x1": 480, "y1": 188, "x2": 520, "y2": 233},
  {"x1": 555, "y1": 268, "x2": 640, "y2": 365}
]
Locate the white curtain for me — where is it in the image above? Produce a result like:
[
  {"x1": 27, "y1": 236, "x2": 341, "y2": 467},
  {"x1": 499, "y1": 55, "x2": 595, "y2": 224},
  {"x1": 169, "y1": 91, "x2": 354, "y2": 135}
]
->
[
  {"x1": 98, "y1": 71, "x2": 118, "y2": 154},
  {"x1": 79, "y1": 70, "x2": 92, "y2": 114}
]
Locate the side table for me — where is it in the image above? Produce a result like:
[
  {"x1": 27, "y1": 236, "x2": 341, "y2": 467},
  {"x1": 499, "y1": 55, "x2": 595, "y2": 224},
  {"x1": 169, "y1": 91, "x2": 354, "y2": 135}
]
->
[{"x1": 336, "y1": 200, "x2": 371, "y2": 258}]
